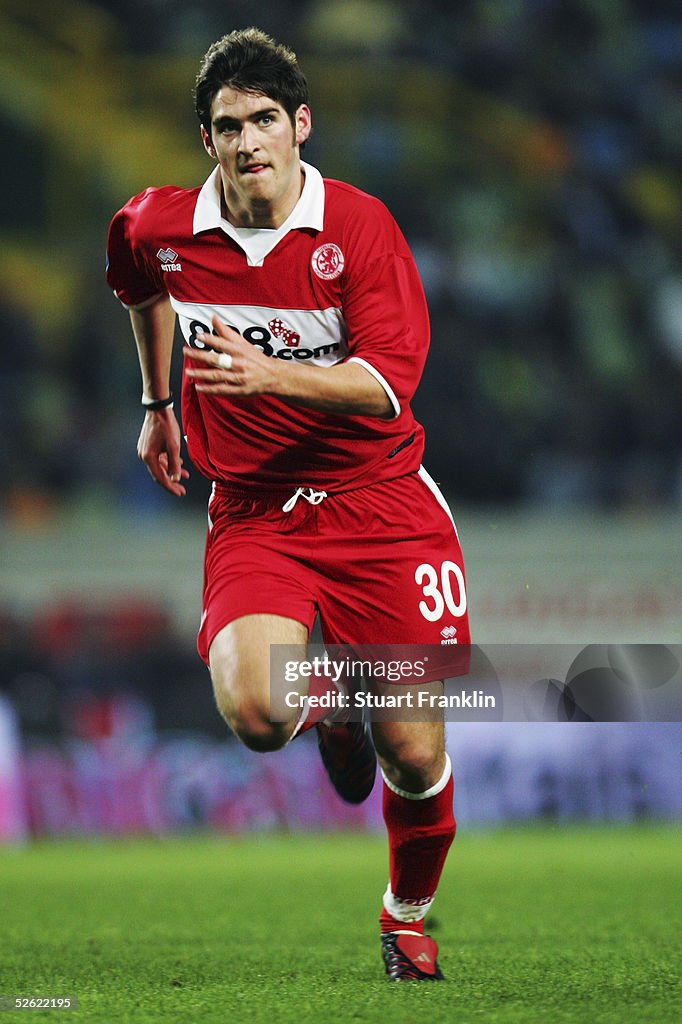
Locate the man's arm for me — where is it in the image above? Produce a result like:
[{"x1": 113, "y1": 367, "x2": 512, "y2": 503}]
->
[
  {"x1": 130, "y1": 296, "x2": 189, "y2": 496},
  {"x1": 184, "y1": 317, "x2": 393, "y2": 418}
]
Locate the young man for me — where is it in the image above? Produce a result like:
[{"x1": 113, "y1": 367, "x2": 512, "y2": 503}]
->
[{"x1": 106, "y1": 27, "x2": 470, "y2": 981}]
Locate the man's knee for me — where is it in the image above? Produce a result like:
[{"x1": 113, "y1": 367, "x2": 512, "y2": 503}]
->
[
  {"x1": 380, "y1": 737, "x2": 441, "y2": 776},
  {"x1": 213, "y1": 679, "x2": 292, "y2": 751},
  {"x1": 210, "y1": 658, "x2": 292, "y2": 752},
  {"x1": 373, "y1": 724, "x2": 446, "y2": 791}
]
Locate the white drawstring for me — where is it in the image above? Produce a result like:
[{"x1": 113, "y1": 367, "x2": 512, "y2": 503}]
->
[{"x1": 282, "y1": 487, "x2": 328, "y2": 513}]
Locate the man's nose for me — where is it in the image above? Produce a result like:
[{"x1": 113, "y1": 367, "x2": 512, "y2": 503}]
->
[{"x1": 238, "y1": 123, "x2": 258, "y2": 152}]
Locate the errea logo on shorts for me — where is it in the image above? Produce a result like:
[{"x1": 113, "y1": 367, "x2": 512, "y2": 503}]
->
[
  {"x1": 440, "y1": 625, "x2": 458, "y2": 645},
  {"x1": 311, "y1": 243, "x2": 344, "y2": 280},
  {"x1": 157, "y1": 247, "x2": 182, "y2": 272}
]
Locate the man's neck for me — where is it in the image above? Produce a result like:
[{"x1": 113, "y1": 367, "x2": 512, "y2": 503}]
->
[{"x1": 221, "y1": 168, "x2": 306, "y2": 230}]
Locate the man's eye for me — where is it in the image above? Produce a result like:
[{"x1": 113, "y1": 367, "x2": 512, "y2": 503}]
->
[{"x1": 259, "y1": 116, "x2": 273, "y2": 125}]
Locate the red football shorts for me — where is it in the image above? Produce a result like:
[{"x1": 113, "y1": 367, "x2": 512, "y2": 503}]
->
[{"x1": 197, "y1": 467, "x2": 471, "y2": 681}]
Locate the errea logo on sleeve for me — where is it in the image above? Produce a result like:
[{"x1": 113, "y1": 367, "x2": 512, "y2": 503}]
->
[{"x1": 157, "y1": 247, "x2": 182, "y2": 272}]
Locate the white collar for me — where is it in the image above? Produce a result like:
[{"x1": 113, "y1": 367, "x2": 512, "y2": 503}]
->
[{"x1": 192, "y1": 160, "x2": 324, "y2": 267}]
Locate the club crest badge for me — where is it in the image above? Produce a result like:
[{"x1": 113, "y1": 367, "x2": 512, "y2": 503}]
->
[{"x1": 311, "y1": 243, "x2": 344, "y2": 280}]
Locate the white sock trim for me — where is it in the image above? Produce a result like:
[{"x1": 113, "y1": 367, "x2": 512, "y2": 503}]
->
[
  {"x1": 383, "y1": 884, "x2": 434, "y2": 923},
  {"x1": 287, "y1": 701, "x2": 310, "y2": 743},
  {"x1": 381, "y1": 752, "x2": 452, "y2": 801}
]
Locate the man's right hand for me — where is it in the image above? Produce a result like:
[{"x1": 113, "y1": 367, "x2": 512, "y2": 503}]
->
[{"x1": 137, "y1": 407, "x2": 189, "y2": 497}]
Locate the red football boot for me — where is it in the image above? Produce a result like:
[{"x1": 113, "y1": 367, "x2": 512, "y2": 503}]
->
[{"x1": 381, "y1": 931, "x2": 444, "y2": 981}]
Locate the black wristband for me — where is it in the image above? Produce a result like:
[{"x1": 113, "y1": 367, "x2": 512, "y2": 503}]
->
[{"x1": 142, "y1": 393, "x2": 174, "y2": 411}]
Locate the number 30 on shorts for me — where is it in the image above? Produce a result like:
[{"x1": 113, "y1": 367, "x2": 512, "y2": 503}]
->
[{"x1": 415, "y1": 561, "x2": 467, "y2": 622}]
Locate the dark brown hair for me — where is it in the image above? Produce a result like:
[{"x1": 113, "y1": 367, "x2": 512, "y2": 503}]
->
[{"x1": 194, "y1": 27, "x2": 310, "y2": 135}]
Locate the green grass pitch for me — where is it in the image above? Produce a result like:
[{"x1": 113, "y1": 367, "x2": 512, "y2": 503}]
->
[{"x1": 1, "y1": 826, "x2": 680, "y2": 1023}]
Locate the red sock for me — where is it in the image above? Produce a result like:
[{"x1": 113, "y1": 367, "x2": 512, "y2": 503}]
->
[{"x1": 379, "y1": 756, "x2": 455, "y2": 934}]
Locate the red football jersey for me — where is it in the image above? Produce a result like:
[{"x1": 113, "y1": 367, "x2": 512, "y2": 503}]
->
[{"x1": 106, "y1": 163, "x2": 430, "y2": 491}]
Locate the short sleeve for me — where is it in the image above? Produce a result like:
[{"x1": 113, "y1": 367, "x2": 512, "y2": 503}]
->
[
  {"x1": 341, "y1": 211, "x2": 430, "y2": 419},
  {"x1": 106, "y1": 191, "x2": 166, "y2": 309}
]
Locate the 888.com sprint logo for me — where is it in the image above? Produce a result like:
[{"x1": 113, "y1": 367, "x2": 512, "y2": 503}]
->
[{"x1": 185, "y1": 317, "x2": 341, "y2": 362}]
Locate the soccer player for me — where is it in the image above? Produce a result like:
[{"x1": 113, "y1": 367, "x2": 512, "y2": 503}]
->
[{"x1": 106, "y1": 27, "x2": 470, "y2": 981}]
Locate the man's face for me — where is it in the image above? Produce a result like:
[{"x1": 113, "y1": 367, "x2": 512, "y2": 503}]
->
[{"x1": 202, "y1": 87, "x2": 311, "y2": 228}]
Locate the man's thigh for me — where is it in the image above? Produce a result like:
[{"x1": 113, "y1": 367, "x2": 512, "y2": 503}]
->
[{"x1": 209, "y1": 613, "x2": 309, "y2": 720}]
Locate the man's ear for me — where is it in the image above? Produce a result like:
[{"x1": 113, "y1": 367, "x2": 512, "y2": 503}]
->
[
  {"x1": 295, "y1": 104, "x2": 312, "y2": 147},
  {"x1": 201, "y1": 125, "x2": 217, "y2": 159}
]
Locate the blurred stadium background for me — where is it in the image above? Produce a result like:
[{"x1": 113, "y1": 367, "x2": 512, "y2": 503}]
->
[{"x1": 0, "y1": 0, "x2": 680, "y2": 843}]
